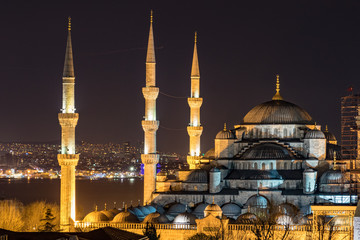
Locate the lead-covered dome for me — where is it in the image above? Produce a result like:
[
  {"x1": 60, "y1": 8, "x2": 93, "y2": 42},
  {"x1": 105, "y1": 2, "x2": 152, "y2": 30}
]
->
[
  {"x1": 305, "y1": 128, "x2": 325, "y2": 139},
  {"x1": 240, "y1": 143, "x2": 295, "y2": 160},
  {"x1": 83, "y1": 210, "x2": 109, "y2": 222},
  {"x1": 216, "y1": 123, "x2": 235, "y2": 139},
  {"x1": 243, "y1": 100, "x2": 313, "y2": 124}
]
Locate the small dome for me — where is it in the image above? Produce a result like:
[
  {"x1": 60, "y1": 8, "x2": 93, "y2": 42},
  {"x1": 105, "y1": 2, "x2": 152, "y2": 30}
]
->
[
  {"x1": 221, "y1": 202, "x2": 242, "y2": 219},
  {"x1": 113, "y1": 209, "x2": 139, "y2": 223},
  {"x1": 145, "y1": 205, "x2": 157, "y2": 214},
  {"x1": 185, "y1": 169, "x2": 208, "y2": 183},
  {"x1": 305, "y1": 128, "x2": 326, "y2": 139},
  {"x1": 245, "y1": 194, "x2": 269, "y2": 209},
  {"x1": 143, "y1": 212, "x2": 170, "y2": 224},
  {"x1": 278, "y1": 203, "x2": 298, "y2": 216},
  {"x1": 204, "y1": 202, "x2": 222, "y2": 218},
  {"x1": 83, "y1": 210, "x2": 109, "y2": 222},
  {"x1": 240, "y1": 143, "x2": 295, "y2": 160},
  {"x1": 236, "y1": 212, "x2": 258, "y2": 223},
  {"x1": 168, "y1": 203, "x2": 189, "y2": 217},
  {"x1": 129, "y1": 207, "x2": 145, "y2": 219},
  {"x1": 138, "y1": 206, "x2": 151, "y2": 216},
  {"x1": 100, "y1": 210, "x2": 116, "y2": 220},
  {"x1": 204, "y1": 148, "x2": 215, "y2": 159},
  {"x1": 243, "y1": 100, "x2": 313, "y2": 124},
  {"x1": 216, "y1": 124, "x2": 235, "y2": 139},
  {"x1": 193, "y1": 202, "x2": 209, "y2": 218},
  {"x1": 275, "y1": 214, "x2": 294, "y2": 225},
  {"x1": 173, "y1": 212, "x2": 197, "y2": 225},
  {"x1": 320, "y1": 170, "x2": 348, "y2": 184},
  {"x1": 109, "y1": 208, "x2": 121, "y2": 215}
]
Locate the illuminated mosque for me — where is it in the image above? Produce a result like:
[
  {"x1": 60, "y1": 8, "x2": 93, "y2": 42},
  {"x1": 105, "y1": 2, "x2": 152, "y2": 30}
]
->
[{"x1": 57, "y1": 13, "x2": 360, "y2": 240}]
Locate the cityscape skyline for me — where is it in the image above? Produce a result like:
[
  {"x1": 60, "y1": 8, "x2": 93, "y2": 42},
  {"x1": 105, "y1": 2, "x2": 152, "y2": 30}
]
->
[{"x1": 1, "y1": 1, "x2": 360, "y2": 154}]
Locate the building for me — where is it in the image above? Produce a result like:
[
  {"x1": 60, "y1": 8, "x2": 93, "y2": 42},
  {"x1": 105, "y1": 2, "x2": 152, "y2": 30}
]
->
[{"x1": 68, "y1": 12, "x2": 360, "y2": 239}]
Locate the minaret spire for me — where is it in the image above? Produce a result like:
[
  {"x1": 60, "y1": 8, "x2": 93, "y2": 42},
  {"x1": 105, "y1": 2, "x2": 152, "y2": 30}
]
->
[
  {"x1": 58, "y1": 17, "x2": 79, "y2": 232},
  {"x1": 142, "y1": 10, "x2": 159, "y2": 204},
  {"x1": 272, "y1": 74, "x2": 283, "y2": 100},
  {"x1": 187, "y1": 32, "x2": 203, "y2": 169}
]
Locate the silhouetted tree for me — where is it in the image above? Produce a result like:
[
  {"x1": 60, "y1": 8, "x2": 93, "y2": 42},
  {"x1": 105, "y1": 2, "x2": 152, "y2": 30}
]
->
[
  {"x1": 38, "y1": 208, "x2": 56, "y2": 232},
  {"x1": 143, "y1": 222, "x2": 160, "y2": 240}
]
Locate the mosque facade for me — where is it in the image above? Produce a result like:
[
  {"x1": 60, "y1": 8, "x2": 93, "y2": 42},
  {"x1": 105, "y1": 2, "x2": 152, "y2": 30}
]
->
[{"x1": 58, "y1": 13, "x2": 360, "y2": 240}]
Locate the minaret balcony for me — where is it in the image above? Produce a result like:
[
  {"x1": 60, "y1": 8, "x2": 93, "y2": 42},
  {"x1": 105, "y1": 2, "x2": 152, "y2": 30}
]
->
[
  {"x1": 142, "y1": 87, "x2": 159, "y2": 100},
  {"x1": 57, "y1": 154, "x2": 79, "y2": 166},
  {"x1": 58, "y1": 113, "x2": 79, "y2": 127},
  {"x1": 142, "y1": 120, "x2": 159, "y2": 132},
  {"x1": 188, "y1": 97, "x2": 203, "y2": 108},
  {"x1": 141, "y1": 153, "x2": 159, "y2": 165},
  {"x1": 187, "y1": 126, "x2": 203, "y2": 137},
  {"x1": 62, "y1": 77, "x2": 75, "y2": 83}
]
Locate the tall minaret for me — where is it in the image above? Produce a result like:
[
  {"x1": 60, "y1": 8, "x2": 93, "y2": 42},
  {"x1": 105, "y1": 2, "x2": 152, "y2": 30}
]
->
[
  {"x1": 141, "y1": 11, "x2": 159, "y2": 204},
  {"x1": 57, "y1": 17, "x2": 79, "y2": 232},
  {"x1": 187, "y1": 32, "x2": 203, "y2": 170}
]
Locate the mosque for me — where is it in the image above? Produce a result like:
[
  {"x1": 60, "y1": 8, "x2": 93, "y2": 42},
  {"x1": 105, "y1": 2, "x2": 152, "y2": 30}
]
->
[{"x1": 57, "y1": 14, "x2": 360, "y2": 240}]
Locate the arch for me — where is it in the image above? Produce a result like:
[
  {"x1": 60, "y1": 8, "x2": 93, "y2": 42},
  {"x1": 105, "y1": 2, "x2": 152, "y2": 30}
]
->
[
  {"x1": 254, "y1": 163, "x2": 258, "y2": 170},
  {"x1": 262, "y1": 163, "x2": 266, "y2": 170},
  {"x1": 284, "y1": 162, "x2": 288, "y2": 170},
  {"x1": 283, "y1": 128, "x2": 288, "y2": 138},
  {"x1": 270, "y1": 162, "x2": 274, "y2": 170}
]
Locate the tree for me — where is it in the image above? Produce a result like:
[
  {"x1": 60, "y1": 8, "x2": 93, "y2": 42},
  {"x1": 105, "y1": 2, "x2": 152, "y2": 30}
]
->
[
  {"x1": 188, "y1": 233, "x2": 217, "y2": 240},
  {"x1": 23, "y1": 201, "x2": 60, "y2": 232},
  {"x1": 38, "y1": 208, "x2": 56, "y2": 232},
  {"x1": 0, "y1": 199, "x2": 24, "y2": 231},
  {"x1": 143, "y1": 222, "x2": 160, "y2": 240}
]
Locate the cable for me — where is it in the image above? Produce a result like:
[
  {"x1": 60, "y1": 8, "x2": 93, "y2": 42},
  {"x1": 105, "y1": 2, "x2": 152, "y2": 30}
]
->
[
  {"x1": 159, "y1": 91, "x2": 187, "y2": 99},
  {"x1": 159, "y1": 125, "x2": 187, "y2": 131}
]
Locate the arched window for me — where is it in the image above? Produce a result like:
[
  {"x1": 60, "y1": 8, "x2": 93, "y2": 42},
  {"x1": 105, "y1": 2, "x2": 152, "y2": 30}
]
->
[
  {"x1": 270, "y1": 162, "x2": 274, "y2": 170},
  {"x1": 284, "y1": 162, "x2": 288, "y2": 169},
  {"x1": 286, "y1": 182, "x2": 290, "y2": 189},
  {"x1": 283, "y1": 128, "x2": 288, "y2": 138},
  {"x1": 254, "y1": 163, "x2": 258, "y2": 170},
  {"x1": 274, "y1": 128, "x2": 278, "y2": 137},
  {"x1": 262, "y1": 163, "x2": 266, "y2": 170}
]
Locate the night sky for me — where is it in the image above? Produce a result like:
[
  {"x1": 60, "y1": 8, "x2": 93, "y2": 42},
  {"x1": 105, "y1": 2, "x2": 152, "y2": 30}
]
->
[{"x1": 1, "y1": 1, "x2": 360, "y2": 154}]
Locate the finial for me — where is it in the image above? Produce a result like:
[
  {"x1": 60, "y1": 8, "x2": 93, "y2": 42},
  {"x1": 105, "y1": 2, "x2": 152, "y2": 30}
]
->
[
  {"x1": 276, "y1": 74, "x2": 280, "y2": 94},
  {"x1": 223, "y1": 123, "x2": 227, "y2": 131},
  {"x1": 150, "y1": 10, "x2": 153, "y2": 24},
  {"x1": 334, "y1": 150, "x2": 337, "y2": 170},
  {"x1": 314, "y1": 122, "x2": 317, "y2": 130},
  {"x1": 194, "y1": 31, "x2": 197, "y2": 44},
  {"x1": 95, "y1": 205, "x2": 98, "y2": 211},
  {"x1": 272, "y1": 74, "x2": 283, "y2": 100},
  {"x1": 138, "y1": 199, "x2": 141, "y2": 206},
  {"x1": 68, "y1": 16, "x2": 71, "y2": 31},
  {"x1": 124, "y1": 204, "x2": 128, "y2": 212},
  {"x1": 114, "y1": 202, "x2": 117, "y2": 209},
  {"x1": 104, "y1": 203, "x2": 107, "y2": 210},
  {"x1": 212, "y1": 196, "x2": 215, "y2": 204},
  {"x1": 325, "y1": 125, "x2": 328, "y2": 132}
]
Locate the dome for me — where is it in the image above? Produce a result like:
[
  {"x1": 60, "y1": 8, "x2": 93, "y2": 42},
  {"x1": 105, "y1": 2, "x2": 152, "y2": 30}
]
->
[
  {"x1": 204, "y1": 148, "x2": 215, "y2": 159},
  {"x1": 275, "y1": 214, "x2": 294, "y2": 225},
  {"x1": 243, "y1": 100, "x2": 313, "y2": 124},
  {"x1": 129, "y1": 207, "x2": 145, "y2": 219},
  {"x1": 173, "y1": 212, "x2": 197, "y2": 225},
  {"x1": 245, "y1": 195, "x2": 269, "y2": 209},
  {"x1": 112, "y1": 209, "x2": 139, "y2": 223},
  {"x1": 240, "y1": 143, "x2": 295, "y2": 160},
  {"x1": 204, "y1": 202, "x2": 222, "y2": 218},
  {"x1": 216, "y1": 124, "x2": 235, "y2": 139},
  {"x1": 109, "y1": 208, "x2": 121, "y2": 215},
  {"x1": 143, "y1": 212, "x2": 170, "y2": 224},
  {"x1": 168, "y1": 203, "x2": 189, "y2": 217},
  {"x1": 236, "y1": 212, "x2": 258, "y2": 223},
  {"x1": 193, "y1": 202, "x2": 209, "y2": 218},
  {"x1": 320, "y1": 170, "x2": 349, "y2": 184},
  {"x1": 145, "y1": 205, "x2": 157, "y2": 214},
  {"x1": 221, "y1": 202, "x2": 242, "y2": 219},
  {"x1": 138, "y1": 206, "x2": 151, "y2": 216},
  {"x1": 185, "y1": 169, "x2": 208, "y2": 183},
  {"x1": 278, "y1": 203, "x2": 298, "y2": 216},
  {"x1": 83, "y1": 210, "x2": 109, "y2": 222},
  {"x1": 305, "y1": 128, "x2": 326, "y2": 139},
  {"x1": 100, "y1": 210, "x2": 116, "y2": 220},
  {"x1": 324, "y1": 131, "x2": 337, "y2": 142}
]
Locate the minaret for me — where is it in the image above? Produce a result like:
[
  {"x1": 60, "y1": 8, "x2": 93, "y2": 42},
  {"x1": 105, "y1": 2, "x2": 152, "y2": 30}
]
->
[
  {"x1": 57, "y1": 17, "x2": 79, "y2": 232},
  {"x1": 141, "y1": 11, "x2": 159, "y2": 204},
  {"x1": 187, "y1": 32, "x2": 203, "y2": 170}
]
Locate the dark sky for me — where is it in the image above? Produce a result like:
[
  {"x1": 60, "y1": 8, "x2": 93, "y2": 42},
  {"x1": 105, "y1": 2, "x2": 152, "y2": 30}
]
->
[{"x1": 0, "y1": 1, "x2": 360, "y2": 154}]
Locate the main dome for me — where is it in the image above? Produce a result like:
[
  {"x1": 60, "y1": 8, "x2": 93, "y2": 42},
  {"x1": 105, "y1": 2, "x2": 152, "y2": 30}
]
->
[{"x1": 243, "y1": 100, "x2": 313, "y2": 124}]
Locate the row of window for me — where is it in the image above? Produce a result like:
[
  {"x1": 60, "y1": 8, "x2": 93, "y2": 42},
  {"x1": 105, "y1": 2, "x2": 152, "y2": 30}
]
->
[{"x1": 234, "y1": 161, "x2": 302, "y2": 170}]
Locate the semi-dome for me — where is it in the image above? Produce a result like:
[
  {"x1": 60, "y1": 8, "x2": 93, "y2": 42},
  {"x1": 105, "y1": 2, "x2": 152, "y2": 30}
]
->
[
  {"x1": 305, "y1": 128, "x2": 326, "y2": 139},
  {"x1": 221, "y1": 202, "x2": 242, "y2": 219},
  {"x1": 185, "y1": 169, "x2": 208, "y2": 183},
  {"x1": 243, "y1": 100, "x2": 313, "y2": 124},
  {"x1": 216, "y1": 123, "x2": 235, "y2": 139},
  {"x1": 173, "y1": 212, "x2": 197, "y2": 225},
  {"x1": 240, "y1": 143, "x2": 295, "y2": 160},
  {"x1": 112, "y1": 209, "x2": 139, "y2": 223},
  {"x1": 83, "y1": 209, "x2": 109, "y2": 222},
  {"x1": 323, "y1": 126, "x2": 337, "y2": 144}
]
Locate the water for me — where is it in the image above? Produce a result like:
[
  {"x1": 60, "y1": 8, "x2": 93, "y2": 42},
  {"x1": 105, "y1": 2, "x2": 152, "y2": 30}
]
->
[{"x1": 0, "y1": 178, "x2": 143, "y2": 219}]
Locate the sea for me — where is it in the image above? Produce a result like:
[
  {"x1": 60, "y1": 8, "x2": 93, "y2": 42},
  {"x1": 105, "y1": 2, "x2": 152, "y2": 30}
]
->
[{"x1": 0, "y1": 178, "x2": 143, "y2": 219}]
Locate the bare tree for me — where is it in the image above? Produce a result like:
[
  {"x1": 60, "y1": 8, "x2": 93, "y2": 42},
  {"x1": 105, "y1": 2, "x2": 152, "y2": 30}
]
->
[{"x1": 0, "y1": 199, "x2": 24, "y2": 231}]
